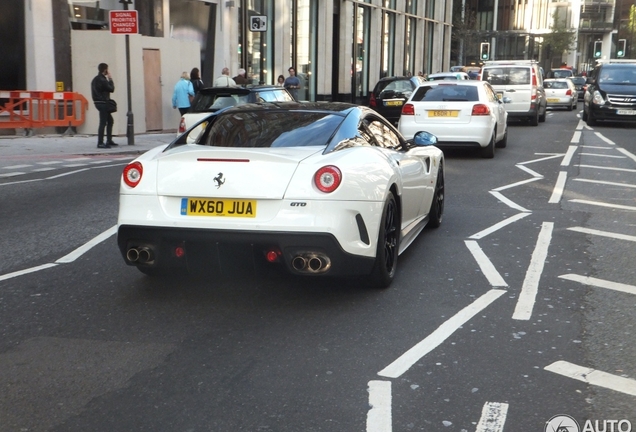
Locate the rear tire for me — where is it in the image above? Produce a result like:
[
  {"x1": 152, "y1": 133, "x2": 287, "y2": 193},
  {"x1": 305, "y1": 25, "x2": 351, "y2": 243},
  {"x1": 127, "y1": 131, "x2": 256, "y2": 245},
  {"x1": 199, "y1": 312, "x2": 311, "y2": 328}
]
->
[
  {"x1": 426, "y1": 164, "x2": 444, "y2": 229},
  {"x1": 481, "y1": 133, "x2": 495, "y2": 158},
  {"x1": 368, "y1": 192, "x2": 399, "y2": 289},
  {"x1": 529, "y1": 112, "x2": 539, "y2": 126}
]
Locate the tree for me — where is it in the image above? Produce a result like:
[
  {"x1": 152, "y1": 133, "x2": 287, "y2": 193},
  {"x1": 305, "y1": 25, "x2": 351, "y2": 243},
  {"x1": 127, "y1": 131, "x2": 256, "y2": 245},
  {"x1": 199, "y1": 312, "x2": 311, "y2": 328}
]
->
[
  {"x1": 541, "y1": 10, "x2": 577, "y2": 67},
  {"x1": 451, "y1": 4, "x2": 479, "y2": 66}
]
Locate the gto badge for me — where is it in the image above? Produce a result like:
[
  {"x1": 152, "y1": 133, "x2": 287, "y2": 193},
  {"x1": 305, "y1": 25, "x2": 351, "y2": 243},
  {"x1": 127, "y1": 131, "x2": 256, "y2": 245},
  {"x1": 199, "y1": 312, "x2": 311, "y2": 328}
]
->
[{"x1": 213, "y1": 172, "x2": 225, "y2": 189}]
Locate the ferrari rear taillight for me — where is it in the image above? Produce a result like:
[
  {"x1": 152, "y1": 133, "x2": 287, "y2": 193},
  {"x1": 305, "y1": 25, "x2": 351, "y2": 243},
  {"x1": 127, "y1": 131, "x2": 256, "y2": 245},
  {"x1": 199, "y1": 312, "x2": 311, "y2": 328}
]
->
[
  {"x1": 123, "y1": 162, "x2": 143, "y2": 188},
  {"x1": 369, "y1": 93, "x2": 377, "y2": 108},
  {"x1": 314, "y1": 166, "x2": 342, "y2": 193},
  {"x1": 178, "y1": 117, "x2": 186, "y2": 133},
  {"x1": 471, "y1": 104, "x2": 490, "y2": 116},
  {"x1": 402, "y1": 103, "x2": 415, "y2": 115}
]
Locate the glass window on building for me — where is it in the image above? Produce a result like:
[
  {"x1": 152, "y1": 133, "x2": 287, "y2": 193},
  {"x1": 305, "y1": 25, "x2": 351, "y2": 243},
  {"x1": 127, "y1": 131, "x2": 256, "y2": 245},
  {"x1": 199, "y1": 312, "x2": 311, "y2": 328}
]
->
[
  {"x1": 238, "y1": 1, "x2": 274, "y2": 85},
  {"x1": 289, "y1": 0, "x2": 318, "y2": 101},
  {"x1": 382, "y1": 11, "x2": 396, "y2": 77},
  {"x1": 406, "y1": 0, "x2": 418, "y2": 15},
  {"x1": 426, "y1": 0, "x2": 436, "y2": 19},
  {"x1": 404, "y1": 17, "x2": 416, "y2": 76},
  {"x1": 353, "y1": 4, "x2": 371, "y2": 103}
]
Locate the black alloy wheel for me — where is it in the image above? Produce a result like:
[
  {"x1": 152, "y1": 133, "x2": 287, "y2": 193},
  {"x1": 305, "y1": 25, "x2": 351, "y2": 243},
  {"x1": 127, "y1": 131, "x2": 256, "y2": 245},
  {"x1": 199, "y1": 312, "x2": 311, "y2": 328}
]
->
[
  {"x1": 369, "y1": 192, "x2": 399, "y2": 288},
  {"x1": 427, "y1": 164, "x2": 444, "y2": 228}
]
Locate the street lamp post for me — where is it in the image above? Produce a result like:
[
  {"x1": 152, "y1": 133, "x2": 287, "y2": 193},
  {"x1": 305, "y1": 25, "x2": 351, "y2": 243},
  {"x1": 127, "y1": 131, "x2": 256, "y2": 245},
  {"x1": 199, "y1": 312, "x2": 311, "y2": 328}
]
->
[{"x1": 120, "y1": 0, "x2": 134, "y2": 145}]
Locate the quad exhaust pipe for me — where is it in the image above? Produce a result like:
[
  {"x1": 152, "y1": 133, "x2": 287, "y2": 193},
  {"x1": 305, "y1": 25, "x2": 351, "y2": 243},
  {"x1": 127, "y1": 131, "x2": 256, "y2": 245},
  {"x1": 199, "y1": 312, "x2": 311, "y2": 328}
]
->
[
  {"x1": 126, "y1": 246, "x2": 154, "y2": 264},
  {"x1": 291, "y1": 253, "x2": 331, "y2": 273}
]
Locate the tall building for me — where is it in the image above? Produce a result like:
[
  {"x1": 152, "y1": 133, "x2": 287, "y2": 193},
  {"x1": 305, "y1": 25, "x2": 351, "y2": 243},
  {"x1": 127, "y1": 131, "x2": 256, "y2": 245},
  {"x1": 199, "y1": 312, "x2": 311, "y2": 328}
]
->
[{"x1": 1, "y1": 0, "x2": 453, "y2": 135}]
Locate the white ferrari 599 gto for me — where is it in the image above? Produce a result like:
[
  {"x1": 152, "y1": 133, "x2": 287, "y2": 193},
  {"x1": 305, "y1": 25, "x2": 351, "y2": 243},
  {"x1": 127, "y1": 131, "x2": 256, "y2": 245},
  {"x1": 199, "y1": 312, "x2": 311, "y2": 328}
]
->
[{"x1": 117, "y1": 102, "x2": 444, "y2": 288}]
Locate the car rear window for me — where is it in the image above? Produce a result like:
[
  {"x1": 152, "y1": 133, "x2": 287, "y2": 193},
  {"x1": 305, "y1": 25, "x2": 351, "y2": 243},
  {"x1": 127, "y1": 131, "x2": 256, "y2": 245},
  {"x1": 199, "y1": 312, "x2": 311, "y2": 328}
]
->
[
  {"x1": 482, "y1": 67, "x2": 530, "y2": 85},
  {"x1": 549, "y1": 69, "x2": 573, "y2": 78},
  {"x1": 376, "y1": 80, "x2": 414, "y2": 97},
  {"x1": 545, "y1": 81, "x2": 568, "y2": 89},
  {"x1": 203, "y1": 111, "x2": 345, "y2": 148},
  {"x1": 192, "y1": 94, "x2": 251, "y2": 111},
  {"x1": 411, "y1": 85, "x2": 479, "y2": 102}
]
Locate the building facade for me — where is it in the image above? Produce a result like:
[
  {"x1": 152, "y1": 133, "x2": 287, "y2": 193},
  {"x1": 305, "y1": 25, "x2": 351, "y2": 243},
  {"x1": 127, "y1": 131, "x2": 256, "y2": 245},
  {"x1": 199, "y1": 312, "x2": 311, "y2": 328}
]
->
[{"x1": 2, "y1": 0, "x2": 453, "y2": 135}]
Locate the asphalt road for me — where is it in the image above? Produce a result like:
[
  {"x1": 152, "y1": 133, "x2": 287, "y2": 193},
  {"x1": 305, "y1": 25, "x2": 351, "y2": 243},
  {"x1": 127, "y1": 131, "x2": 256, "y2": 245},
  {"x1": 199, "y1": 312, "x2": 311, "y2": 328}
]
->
[{"x1": 0, "y1": 110, "x2": 635, "y2": 432}]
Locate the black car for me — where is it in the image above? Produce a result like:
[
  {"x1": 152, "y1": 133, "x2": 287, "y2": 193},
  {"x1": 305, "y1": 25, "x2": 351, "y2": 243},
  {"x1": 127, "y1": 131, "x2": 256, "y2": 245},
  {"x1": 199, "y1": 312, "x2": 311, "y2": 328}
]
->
[
  {"x1": 369, "y1": 76, "x2": 428, "y2": 125},
  {"x1": 569, "y1": 76, "x2": 586, "y2": 101},
  {"x1": 179, "y1": 85, "x2": 295, "y2": 134},
  {"x1": 583, "y1": 60, "x2": 636, "y2": 126}
]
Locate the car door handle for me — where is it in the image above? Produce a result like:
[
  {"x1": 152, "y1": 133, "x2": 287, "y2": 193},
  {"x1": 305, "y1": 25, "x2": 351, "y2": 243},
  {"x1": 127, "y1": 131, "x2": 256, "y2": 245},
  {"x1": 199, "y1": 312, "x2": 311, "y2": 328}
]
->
[{"x1": 506, "y1": 89, "x2": 516, "y2": 93}]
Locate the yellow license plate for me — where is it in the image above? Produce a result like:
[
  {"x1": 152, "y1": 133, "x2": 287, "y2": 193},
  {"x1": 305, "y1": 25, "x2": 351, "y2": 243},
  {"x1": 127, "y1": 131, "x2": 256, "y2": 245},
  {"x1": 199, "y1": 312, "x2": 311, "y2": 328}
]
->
[
  {"x1": 385, "y1": 100, "x2": 403, "y2": 107},
  {"x1": 180, "y1": 198, "x2": 256, "y2": 218},
  {"x1": 547, "y1": 98, "x2": 560, "y2": 103},
  {"x1": 428, "y1": 110, "x2": 459, "y2": 117}
]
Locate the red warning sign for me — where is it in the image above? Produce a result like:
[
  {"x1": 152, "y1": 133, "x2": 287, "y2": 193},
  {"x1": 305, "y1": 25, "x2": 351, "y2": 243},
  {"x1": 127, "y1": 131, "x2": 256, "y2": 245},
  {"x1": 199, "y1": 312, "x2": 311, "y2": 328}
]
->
[{"x1": 109, "y1": 10, "x2": 138, "y2": 35}]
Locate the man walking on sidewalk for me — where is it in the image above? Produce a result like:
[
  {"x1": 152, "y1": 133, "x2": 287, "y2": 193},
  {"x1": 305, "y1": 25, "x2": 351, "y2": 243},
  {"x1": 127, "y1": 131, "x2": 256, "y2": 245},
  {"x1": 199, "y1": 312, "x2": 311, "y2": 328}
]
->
[{"x1": 91, "y1": 63, "x2": 118, "y2": 148}]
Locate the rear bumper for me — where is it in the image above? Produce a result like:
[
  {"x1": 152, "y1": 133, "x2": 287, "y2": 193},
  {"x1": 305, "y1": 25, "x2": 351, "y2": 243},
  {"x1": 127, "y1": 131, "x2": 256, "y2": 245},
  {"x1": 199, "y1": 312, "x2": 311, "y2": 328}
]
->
[
  {"x1": 399, "y1": 120, "x2": 492, "y2": 147},
  {"x1": 117, "y1": 225, "x2": 376, "y2": 276}
]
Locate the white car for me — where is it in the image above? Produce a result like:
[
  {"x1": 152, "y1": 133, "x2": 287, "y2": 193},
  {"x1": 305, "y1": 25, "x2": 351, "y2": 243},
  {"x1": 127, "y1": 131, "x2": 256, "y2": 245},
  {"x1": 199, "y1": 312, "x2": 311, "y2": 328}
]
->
[
  {"x1": 544, "y1": 78, "x2": 577, "y2": 111},
  {"x1": 427, "y1": 72, "x2": 470, "y2": 81},
  {"x1": 118, "y1": 102, "x2": 445, "y2": 288},
  {"x1": 397, "y1": 80, "x2": 509, "y2": 158}
]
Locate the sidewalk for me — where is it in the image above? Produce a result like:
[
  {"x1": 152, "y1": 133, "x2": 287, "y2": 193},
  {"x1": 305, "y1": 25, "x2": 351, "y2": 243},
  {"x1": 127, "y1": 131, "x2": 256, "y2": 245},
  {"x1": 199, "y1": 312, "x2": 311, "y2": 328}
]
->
[{"x1": 0, "y1": 131, "x2": 176, "y2": 159}]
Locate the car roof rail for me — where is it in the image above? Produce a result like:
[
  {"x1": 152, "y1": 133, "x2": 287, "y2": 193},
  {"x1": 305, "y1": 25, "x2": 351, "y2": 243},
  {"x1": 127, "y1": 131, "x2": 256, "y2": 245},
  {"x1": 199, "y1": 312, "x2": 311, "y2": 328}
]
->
[{"x1": 483, "y1": 59, "x2": 539, "y2": 66}]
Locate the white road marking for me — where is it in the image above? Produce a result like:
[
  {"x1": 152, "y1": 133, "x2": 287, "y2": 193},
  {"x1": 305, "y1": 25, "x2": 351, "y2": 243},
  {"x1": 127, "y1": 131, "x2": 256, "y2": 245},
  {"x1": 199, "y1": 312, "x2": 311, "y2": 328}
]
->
[
  {"x1": 573, "y1": 178, "x2": 636, "y2": 189},
  {"x1": 62, "y1": 163, "x2": 89, "y2": 168},
  {"x1": 512, "y1": 222, "x2": 554, "y2": 321},
  {"x1": 559, "y1": 274, "x2": 636, "y2": 296},
  {"x1": 3, "y1": 164, "x2": 32, "y2": 169},
  {"x1": 567, "y1": 226, "x2": 636, "y2": 242},
  {"x1": 0, "y1": 178, "x2": 41, "y2": 187},
  {"x1": 469, "y1": 212, "x2": 531, "y2": 240},
  {"x1": 548, "y1": 172, "x2": 567, "y2": 204},
  {"x1": 367, "y1": 381, "x2": 392, "y2": 432},
  {"x1": 56, "y1": 225, "x2": 117, "y2": 263},
  {"x1": 89, "y1": 160, "x2": 113, "y2": 164},
  {"x1": 545, "y1": 360, "x2": 636, "y2": 396},
  {"x1": 576, "y1": 164, "x2": 636, "y2": 173},
  {"x1": 464, "y1": 241, "x2": 508, "y2": 287},
  {"x1": 518, "y1": 154, "x2": 564, "y2": 165},
  {"x1": 570, "y1": 131, "x2": 581, "y2": 144},
  {"x1": 616, "y1": 147, "x2": 636, "y2": 163},
  {"x1": 580, "y1": 145, "x2": 614, "y2": 150},
  {"x1": 377, "y1": 289, "x2": 506, "y2": 378},
  {"x1": 46, "y1": 168, "x2": 90, "y2": 179},
  {"x1": 561, "y1": 146, "x2": 577, "y2": 166},
  {"x1": 36, "y1": 161, "x2": 63, "y2": 165},
  {"x1": 0, "y1": 263, "x2": 58, "y2": 282},
  {"x1": 492, "y1": 177, "x2": 542, "y2": 192},
  {"x1": 64, "y1": 157, "x2": 91, "y2": 161},
  {"x1": 515, "y1": 164, "x2": 543, "y2": 178},
  {"x1": 569, "y1": 199, "x2": 636, "y2": 212},
  {"x1": 576, "y1": 119, "x2": 585, "y2": 130},
  {"x1": 594, "y1": 132, "x2": 615, "y2": 145},
  {"x1": 579, "y1": 153, "x2": 626, "y2": 158},
  {"x1": 475, "y1": 402, "x2": 509, "y2": 432},
  {"x1": 0, "y1": 172, "x2": 26, "y2": 178},
  {"x1": 32, "y1": 167, "x2": 57, "y2": 172},
  {"x1": 490, "y1": 191, "x2": 529, "y2": 212}
]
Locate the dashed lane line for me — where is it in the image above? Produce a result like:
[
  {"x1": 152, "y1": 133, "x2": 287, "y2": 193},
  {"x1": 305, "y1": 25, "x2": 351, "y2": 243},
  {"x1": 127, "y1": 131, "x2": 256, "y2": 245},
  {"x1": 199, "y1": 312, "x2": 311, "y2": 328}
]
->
[
  {"x1": 568, "y1": 199, "x2": 636, "y2": 212},
  {"x1": 559, "y1": 274, "x2": 636, "y2": 296},
  {"x1": 575, "y1": 164, "x2": 636, "y2": 173},
  {"x1": 475, "y1": 402, "x2": 509, "y2": 432},
  {"x1": 578, "y1": 153, "x2": 627, "y2": 159},
  {"x1": 3, "y1": 164, "x2": 32, "y2": 169},
  {"x1": 570, "y1": 131, "x2": 581, "y2": 144},
  {"x1": 573, "y1": 178, "x2": 636, "y2": 189},
  {"x1": 545, "y1": 360, "x2": 636, "y2": 397},
  {"x1": 464, "y1": 241, "x2": 508, "y2": 287},
  {"x1": 548, "y1": 172, "x2": 567, "y2": 204},
  {"x1": 561, "y1": 146, "x2": 577, "y2": 166},
  {"x1": 377, "y1": 289, "x2": 507, "y2": 379},
  {"x1": 490, "y1": 191, "x2": 529, "y2": 212},
  {"x1": 469, "y1": 212, "x2": 531, "y2": 240},
  {"x1": 512, "y1": 222, "x2": 554, "y2": 321},
  {"x1": 366, "y1": 381, "x2": 392, "y2": 432},
  {"x1": 567, "y1": 226, "x2": 636, "y2": 242}
]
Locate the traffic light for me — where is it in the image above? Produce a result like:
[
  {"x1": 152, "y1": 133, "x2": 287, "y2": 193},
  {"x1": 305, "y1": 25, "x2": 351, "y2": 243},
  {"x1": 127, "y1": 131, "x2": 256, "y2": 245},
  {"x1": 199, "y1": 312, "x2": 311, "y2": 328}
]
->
[
  {"x1": 480, "y1": 42, "x2": 490, "y2": 61},
  {"x1": 617, "y1": 39, "x2": 626, "y2": 57},
  {"x1": 594, "y1": 40, "x2": 602, "y2": 58}
]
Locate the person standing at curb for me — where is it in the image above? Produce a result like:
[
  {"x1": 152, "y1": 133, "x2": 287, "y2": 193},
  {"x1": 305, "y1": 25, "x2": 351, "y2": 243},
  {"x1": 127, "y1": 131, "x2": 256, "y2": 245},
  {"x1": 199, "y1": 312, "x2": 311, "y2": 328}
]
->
[
  {"x1": 283, "y1": 67, "x2": 301, "y2": 100},
  {"x1": 172, "y1": 71, "x2": 195, "y2": 115},
  {"x1": 233, "y1": 68, "x2": 249, "y2": 85},
  {"x1": 91, "y1": 63, "x2": 118, "y2": 148},
  {"x1": 190, "y1": 67, "x2": 204, "y2": 95},
  {"x1": 213, "y1": 67, "x2": 236, "y2": 87}
]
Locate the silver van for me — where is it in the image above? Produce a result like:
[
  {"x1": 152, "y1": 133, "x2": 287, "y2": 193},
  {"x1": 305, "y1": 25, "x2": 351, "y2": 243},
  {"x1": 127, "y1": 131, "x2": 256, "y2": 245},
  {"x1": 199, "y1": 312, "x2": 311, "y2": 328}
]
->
[{"x1": 480, "y1": 60, "x2": 547, "y2": 126}]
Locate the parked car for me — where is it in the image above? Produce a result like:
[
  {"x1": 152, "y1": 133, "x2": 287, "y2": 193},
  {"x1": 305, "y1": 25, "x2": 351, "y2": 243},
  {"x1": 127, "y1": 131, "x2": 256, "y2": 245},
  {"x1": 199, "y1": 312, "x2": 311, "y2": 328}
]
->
[
  {"x1": 368, "y1": 75, "x2": 428, "y2": 125},
  {"x1": 397, "y1": 80, "x2": 509, "y2": 158},
  {"x1": 178, "y1": 85, "x2": 295, "y2": 135},
  {"x1": 583, "y1": 59, "x2": 636, "y2": 126},
  {"x1": 544, "y1": 78, "x2": 577, "y2": 111},
  {"x1": 427, "y1": 72, "x2": 470, "y2": 81},
  {"x1": 118, "y1": 102, "x2": 445, "y2": 288},
  {"x1": 480, "y1": 60, "x2": 547, "y2": 126},
  {"x1": 568, "y1": 76, "x2": 587, "y2": 101}
]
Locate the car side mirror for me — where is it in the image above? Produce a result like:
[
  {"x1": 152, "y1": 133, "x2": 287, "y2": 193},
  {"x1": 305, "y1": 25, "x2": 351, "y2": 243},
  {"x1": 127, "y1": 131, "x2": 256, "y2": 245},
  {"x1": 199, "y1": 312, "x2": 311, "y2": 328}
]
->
[
  {"x1": 502, "y1": 97, "x2": 512, "y2": 104},
  {"x1": 413, "y1": 131, "x2": 438, "y2": 147}
]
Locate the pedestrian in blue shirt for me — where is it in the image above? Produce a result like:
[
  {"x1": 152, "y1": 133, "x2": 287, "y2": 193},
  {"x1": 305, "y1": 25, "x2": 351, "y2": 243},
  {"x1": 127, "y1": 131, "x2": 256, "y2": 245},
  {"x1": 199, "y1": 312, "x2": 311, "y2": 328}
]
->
[
  {"x1": 172, "y1": 72, "x2": 195, "y2": 115},
  {"x1": 283, "y1": 67, "x2": 301, "y2": 100}
]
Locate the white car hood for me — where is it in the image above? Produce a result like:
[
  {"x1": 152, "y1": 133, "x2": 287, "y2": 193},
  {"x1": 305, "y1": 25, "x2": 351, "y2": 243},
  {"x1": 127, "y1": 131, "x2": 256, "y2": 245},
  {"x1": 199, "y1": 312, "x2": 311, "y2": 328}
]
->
[{"x1": 155, "y1": 145, "x2": 324, "y2": 199}]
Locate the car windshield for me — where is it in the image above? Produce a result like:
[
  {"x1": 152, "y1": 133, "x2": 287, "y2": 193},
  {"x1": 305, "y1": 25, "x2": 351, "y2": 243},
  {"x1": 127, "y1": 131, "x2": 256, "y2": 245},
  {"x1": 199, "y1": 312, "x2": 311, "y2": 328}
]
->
[
  {"x1": 201, "y1": 110, "x2": 345, "y2": 148},
  {"x1": 545, "y1": 81, "x2": 568, "y2": 89},
  {"x1": 482, "y1": 67, "x2": 530, "y2": 85},
  {"x1": 411, "y1": 85, "x2": 479, "y2": 102},
  {"x1": 598, "y1": 68, "x2": 636, "y2": 84}
]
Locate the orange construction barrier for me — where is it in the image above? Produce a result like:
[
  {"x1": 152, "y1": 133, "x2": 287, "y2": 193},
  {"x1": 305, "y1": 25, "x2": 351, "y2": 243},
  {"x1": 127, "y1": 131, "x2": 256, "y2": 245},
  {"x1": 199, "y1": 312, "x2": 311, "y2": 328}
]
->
[{"x1": 0, "y1": 91, "x2": 89, "y2": 135}]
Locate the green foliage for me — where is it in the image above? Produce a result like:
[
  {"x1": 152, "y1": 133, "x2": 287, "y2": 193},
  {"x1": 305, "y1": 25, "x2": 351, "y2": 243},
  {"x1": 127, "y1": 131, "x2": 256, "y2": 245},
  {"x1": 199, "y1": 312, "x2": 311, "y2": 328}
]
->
[{"x1": 541, "y1": 10, "x2": 576, "y2": 58}]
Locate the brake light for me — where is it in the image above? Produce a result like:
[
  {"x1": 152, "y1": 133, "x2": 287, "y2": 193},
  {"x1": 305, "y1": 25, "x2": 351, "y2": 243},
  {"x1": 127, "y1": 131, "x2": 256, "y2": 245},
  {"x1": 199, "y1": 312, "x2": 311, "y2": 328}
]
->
[
  {"x1": 314, "y1": 166, "x2": 342, "y2": 193},
  {"x1": 178, "y1": 117, "x2": 186, "y2": 133},
  {"x1": 369, "y1": 93, "x2": 377, "y2": 108},
  {"x1": 531, "y1": 70, "x2": 537, "y2": 86},
  {"x1": 471, "y1": 104, "x2": 490, "y2": 115},
  {"x1": 402, "y1": 103, "x2": 415, "y2": 115},
  {"x1": 123, "y1": 162, "x2": 143, "y2": 188},
  {"x1": 531, "y1": 87, "x2": 537, "y2": 101},
  {"x1": 566, "y1": 89, "x2": 572, "y2": 96}
]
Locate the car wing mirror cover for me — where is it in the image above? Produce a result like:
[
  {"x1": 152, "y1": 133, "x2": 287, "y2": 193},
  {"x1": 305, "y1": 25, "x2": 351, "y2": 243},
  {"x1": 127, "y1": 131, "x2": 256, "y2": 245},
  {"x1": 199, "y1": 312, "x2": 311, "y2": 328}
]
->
[
  {"x1": 502, "y1": 97, "x2": 512, "y2": 104},
  {"x1": 413, "y1": 131, "x2": 438, "y2": 147}
]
